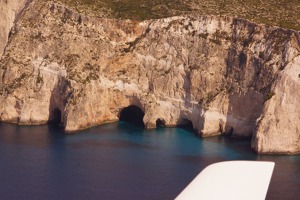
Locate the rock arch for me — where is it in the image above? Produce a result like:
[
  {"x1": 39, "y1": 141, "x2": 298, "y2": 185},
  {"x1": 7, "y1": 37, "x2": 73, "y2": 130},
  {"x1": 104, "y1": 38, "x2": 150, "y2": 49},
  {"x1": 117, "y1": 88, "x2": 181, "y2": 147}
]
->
[
  {"x1": 156, "y1": 118, "x2": 166, "y2": 127},
  {"x1": 119, "y1": 105, "x2": 145, "y2": 128},
  {"x1": 180, "y1": 118, "x2": 194, "y2": 131}
]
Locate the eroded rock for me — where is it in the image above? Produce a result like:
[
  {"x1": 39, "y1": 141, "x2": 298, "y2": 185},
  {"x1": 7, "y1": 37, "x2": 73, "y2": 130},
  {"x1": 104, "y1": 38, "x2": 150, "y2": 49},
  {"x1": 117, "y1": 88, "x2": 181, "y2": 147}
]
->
[{"x1": 0, "y1": 1, "x2": 300, "y2": 154}]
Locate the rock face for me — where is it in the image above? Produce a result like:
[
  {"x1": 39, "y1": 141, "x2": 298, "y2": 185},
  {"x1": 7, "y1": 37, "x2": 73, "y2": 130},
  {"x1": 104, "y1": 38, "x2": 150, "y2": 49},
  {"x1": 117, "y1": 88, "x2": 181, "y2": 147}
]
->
[
  {"x1": 0, "y1": 0, "x2": 31, "y2": 56},
  {"x1": 0, "y1": 1, "x2": 300, "y2": 154}
]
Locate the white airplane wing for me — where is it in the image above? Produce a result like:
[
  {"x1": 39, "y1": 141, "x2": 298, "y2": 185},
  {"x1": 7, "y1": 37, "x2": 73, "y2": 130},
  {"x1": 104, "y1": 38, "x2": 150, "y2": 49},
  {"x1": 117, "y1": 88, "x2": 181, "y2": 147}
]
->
[{"x1": 176, "y1": 161, "x2": 275, "y2": 200}]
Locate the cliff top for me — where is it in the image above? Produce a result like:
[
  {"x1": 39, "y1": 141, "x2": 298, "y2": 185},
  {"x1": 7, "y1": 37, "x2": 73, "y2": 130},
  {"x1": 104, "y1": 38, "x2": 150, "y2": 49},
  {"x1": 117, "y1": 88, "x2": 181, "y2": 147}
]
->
[{"x1": 54, "y1": 0, "x2": 300, "y2": 31}]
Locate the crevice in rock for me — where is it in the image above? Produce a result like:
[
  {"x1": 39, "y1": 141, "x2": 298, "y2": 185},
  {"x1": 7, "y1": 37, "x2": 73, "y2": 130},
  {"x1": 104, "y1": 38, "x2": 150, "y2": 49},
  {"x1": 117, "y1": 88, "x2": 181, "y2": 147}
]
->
[
  {"x1": 15, "y1": 0, "x2": 34, "y2": 23},
  {"x1": 119, "y1": 105, "x2": 145, "y2": 128},
  {"x1": 122, "y1": 20, "x2": 153, "y2": 53}
]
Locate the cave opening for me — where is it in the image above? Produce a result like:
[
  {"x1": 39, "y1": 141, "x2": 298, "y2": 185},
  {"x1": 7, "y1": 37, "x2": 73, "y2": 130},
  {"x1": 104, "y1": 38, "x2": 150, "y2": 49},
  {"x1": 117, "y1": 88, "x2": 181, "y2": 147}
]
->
[
  {"x1": 156, "y1": 118, "x2": 166, "y2": 127},
  {"x1": 119, "y1": 105, "x2": 145, "y2": 128},
  {"x1": 49, "y1": 108, "x2": 62, "y2": 125},
  {"x1": 180, "y1": 118, "x2": 194, "y2": 131}
]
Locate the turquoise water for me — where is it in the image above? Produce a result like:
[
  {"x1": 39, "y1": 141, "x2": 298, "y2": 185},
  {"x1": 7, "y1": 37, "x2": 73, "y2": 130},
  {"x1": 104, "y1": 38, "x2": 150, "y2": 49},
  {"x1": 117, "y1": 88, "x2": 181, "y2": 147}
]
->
[{"x1": 0, "y1": 122, "x2": 299, "y2": 199}]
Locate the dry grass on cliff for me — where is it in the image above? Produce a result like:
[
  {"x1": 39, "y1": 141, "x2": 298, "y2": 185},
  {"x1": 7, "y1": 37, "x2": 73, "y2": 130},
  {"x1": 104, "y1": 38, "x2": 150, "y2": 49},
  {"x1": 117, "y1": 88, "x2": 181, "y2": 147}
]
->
[{"x1": 56, "y1": 0, "x2": 300, "y2": 31}]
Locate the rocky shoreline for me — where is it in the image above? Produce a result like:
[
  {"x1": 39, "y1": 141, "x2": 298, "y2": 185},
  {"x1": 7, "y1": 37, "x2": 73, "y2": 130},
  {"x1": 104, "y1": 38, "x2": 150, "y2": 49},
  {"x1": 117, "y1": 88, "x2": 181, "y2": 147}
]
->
[{"x1": 0, "y1": 0, "x2": 300, "y2": 154}]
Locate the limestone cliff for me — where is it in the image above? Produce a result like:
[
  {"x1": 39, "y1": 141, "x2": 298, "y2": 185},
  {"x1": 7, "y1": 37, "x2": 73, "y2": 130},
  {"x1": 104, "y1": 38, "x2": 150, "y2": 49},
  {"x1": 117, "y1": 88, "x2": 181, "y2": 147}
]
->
[
  {"x1": 0, "y1": 0, "x2": 32, "y2": 56},
  {"x1": 0, "y1": 1, "x2": 300, "y2": 154}
]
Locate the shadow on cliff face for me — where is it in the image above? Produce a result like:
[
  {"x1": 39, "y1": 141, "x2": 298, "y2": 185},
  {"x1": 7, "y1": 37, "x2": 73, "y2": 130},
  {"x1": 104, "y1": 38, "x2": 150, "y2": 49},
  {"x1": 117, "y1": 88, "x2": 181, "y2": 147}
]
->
[
  {"x1": 48, "y1": 77, "x2": 70, "y2": 128},
  {"x1": 49, "y1": 108, "x2": 62, "y2": 125},
  {"x1": 119, "y1": 105, "x2": 145, "y2": 128},
  {"x1": 177, "y1": 117, "x2": 195, "y2": 133},
  {"x1": 223, "y1": 92, "x2": 264, "y2": 138},
  {"x1": 223, "y1": 21, "x2": 265, "y2": 138},
  {"x1": 48, "y1": 102, "x2": 63, "y2": 128}
]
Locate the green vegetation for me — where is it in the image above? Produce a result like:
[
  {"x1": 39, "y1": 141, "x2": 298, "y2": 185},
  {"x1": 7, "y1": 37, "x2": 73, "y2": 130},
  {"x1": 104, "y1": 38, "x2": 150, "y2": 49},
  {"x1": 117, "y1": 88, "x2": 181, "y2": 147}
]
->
[
  {"x1": 199, "y1": 33, "x2": 209, "y2": 39},
  {"x1": 259, "y1": 52, "x2": 264, "y2": 59},
  {"x1": 209, "y1": 38, "x2": 222, "y2": 45},
  {"x1": 205, "y1": 89, "x2": 224, "y2": 104},
  {"x1": 56, "y1": 0, "x2": 191, "y2": 20},
  {"x1": 55, "y1": 0, "x2": 300, "y2": 30},
  {"x1": 265, "y1": 92, "x2": 275, "y2": 101},
  {"x1": 3, "y1": 73, "x2": 28, "y2": 94}
]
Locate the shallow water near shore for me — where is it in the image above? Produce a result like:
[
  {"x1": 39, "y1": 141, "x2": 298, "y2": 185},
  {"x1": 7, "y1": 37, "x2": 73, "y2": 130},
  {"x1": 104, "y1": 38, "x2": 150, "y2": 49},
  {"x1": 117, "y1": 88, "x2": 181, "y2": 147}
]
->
[{"x1": 0, "y1": 122, "x2": 299, "y2": 200}]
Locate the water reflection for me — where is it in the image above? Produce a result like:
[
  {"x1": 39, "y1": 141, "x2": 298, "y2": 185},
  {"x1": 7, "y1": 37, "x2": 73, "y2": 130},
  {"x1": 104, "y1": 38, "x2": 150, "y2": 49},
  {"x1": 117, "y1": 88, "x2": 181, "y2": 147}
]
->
[{"x1": 0, "y1": 123, "x2": 65, "y2": 148}]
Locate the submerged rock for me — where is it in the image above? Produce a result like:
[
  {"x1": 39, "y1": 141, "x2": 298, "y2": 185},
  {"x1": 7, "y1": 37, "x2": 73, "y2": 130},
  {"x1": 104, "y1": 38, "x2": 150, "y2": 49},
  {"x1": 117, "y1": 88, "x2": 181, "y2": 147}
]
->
[{"x1": 0, "y1": 1, "x2": 300, "y2": 154}]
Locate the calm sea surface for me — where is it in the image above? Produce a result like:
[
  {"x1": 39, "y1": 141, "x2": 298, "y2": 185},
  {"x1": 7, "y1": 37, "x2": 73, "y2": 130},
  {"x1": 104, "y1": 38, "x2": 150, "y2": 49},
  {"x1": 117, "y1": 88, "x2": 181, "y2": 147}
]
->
[{"x1": 0, "y1": 122, "x2": 299, "y2": 200}]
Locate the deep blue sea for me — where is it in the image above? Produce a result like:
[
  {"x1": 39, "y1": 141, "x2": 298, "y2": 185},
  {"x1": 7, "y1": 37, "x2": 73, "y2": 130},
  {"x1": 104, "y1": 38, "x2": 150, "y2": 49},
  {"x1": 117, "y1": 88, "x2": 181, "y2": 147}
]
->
[{"x1": 0, "y1": 122, "x2": 299, "y2": 200}]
